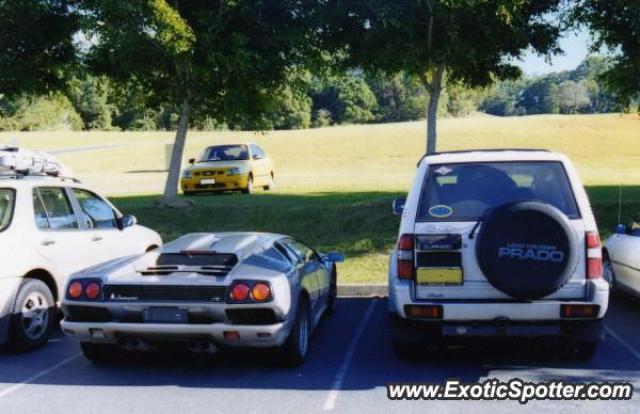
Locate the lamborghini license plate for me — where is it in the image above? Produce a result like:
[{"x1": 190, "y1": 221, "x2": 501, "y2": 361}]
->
[
  {"x1": 416, "y1": 267, "x2": 463, "y2": 285},
  {"x1": 143, "y1": 307, "x2": 188, "y2": 324},
  {"x1": 200, "y1": 178, "x2": 216, "y2": 185}
]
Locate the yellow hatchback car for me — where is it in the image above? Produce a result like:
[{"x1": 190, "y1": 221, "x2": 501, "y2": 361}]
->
[{"x1": 180, "y1": 143, "x2": 274, "y2": 195}]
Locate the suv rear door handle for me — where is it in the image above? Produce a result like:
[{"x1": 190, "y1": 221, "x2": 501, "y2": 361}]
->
[
  {"x1": 41, "y1": 239, "x2": 56, "y2": 246},
  {"x1": 91, "y1": 235, "x2": 103, "y2": 242}
]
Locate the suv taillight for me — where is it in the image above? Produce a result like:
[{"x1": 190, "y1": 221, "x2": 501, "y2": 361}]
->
[
  {"x1": 586, "y1": 231, "x2": 602, "y2": 279},
  {"x1": 397, "y1": 234, "x2": 415, "y2": 280}
]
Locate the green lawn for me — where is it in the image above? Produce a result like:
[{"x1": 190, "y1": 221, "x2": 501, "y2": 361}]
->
[{"x1": 2, "y1": 113, "x2": 639, "y2": 284}]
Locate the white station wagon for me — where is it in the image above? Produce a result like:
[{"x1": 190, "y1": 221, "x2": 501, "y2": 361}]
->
[
  {"x1": 604, "y1": 217, "x2": 640, "y2": 298},
  {"x1": 389, "y1": 149, "x2": 608, "y2": 360},
  {"x1": 0, "y1": 146, "x2": 162, "y2": 351}
]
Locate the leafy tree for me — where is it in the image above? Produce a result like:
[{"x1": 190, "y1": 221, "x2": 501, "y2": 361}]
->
[
  {"x1": 518, "y1": 78, "x2": 560, "y2": 115},
  {"x1": 108, "y1": 81, "x2": 161, "y2": 131},
  {"x1": 0, "y1": 0, "x2": 78, "y2": 96},
  {"x1": 269, "y1": 87, "x2": 312, "y2": 130},
  {"x1": 367, "y1": 73, "x2": 428, "y2": 122},
  {"x1": 572, "y1": 1, "x2": 640, "y2": 107},
  {"x1": 480, "y1": 56, "x2": 621, "y2": 116},
  {"x1": 263, "y1": 74, "x2": 313, "y2": 130},
  {"x1": 322, "y1": 0, "x2": 562, "y2": 153},
  {"x1": 311, "y1": 75, "x2": 378, "y2": 124},
  {"x1": 0, "y1": 93, "x2": 82, "y2": 131},
  {"x1": 80, "y1": 0, "x2": 319, "y2": 205},
  {"x1": 444, "y1": 83, "x2": 481, "y2": 117},
  {"x1": 68, "y1": 76, "x2": 112, "y2": 130},
  {"x1": 558, "y1": 80, "x2": 590, "y2": 114},
  {"x1": 480, "y1": 79, "x2": 528, "y2": 116}
]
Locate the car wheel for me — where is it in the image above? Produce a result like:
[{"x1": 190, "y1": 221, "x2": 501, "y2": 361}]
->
[
  {"x1": 280, "y1": 296, "x2": 311, "y2": 366},
  {"x1": 562, "y1": 340, "x2": 598, "y2": 361},
  {"x1": 9, "y1": 279, "x2": 55, "y2": 352},
  {"x1": 81, "y1": 342, "x2": 119, "y2": 363},
  {"x1": 603, "y1": 255, "x2": 616, "y2": 289},
  {"x1": 324, "y1": 266, "x2": 337, "y2": 316},
  {"x1": 242, "y1": 175, "x2": 254, "y2": 194},
  {"x1": 264, "y1": 173, "x2": 274, "y2": 191}
]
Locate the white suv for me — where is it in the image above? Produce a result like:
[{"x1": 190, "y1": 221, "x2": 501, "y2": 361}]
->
[
  {"x1": 388, "y1": 149, "x2": 608, "y2": 360},
  {"x1": 0, "y1": 149, "x2": 162, "y2": 351}
]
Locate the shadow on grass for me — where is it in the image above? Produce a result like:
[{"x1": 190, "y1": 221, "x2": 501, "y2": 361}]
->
[
  {"x1": 587, "y1": 185, "x2": 640, "y2": 237},
  {"x1": 110, "y1": 185, "x2": 640, "y2": 257},
  {"x1": 111, "y1": 191, "x2": 405, "y2": 258}
]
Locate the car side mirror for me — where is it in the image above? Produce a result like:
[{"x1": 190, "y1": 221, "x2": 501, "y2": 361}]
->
[
  {"x1": 118, "y1": 214, "x2": 137, "y2": 230},
  {"x1": 188, "y1": 158, "x2": 195, "y2": 165},
  {"x1": 392, "y1": 198, "x2": 406, "y2": 216},
  {"x1": 325, "y1": 252, "x2": 345, "y2": 263},
  {"x1": 253, "y1": 154, "x2": 264, "y2": 160},
  {"x1": 615, "y1": 224, "x2": 627, "y2": 235}
]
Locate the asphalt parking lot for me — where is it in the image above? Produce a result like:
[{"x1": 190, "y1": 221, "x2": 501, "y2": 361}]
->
[{"x1": 0, "y1": 294, "x2": 639, "y2": 414}]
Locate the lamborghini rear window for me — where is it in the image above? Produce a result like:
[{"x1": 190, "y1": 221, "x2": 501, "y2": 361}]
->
[
  {"x1": 0, "y1": 189, "x2": 15, "y2": 232},
  {"x1": 417, "y1": 161, "x2": 580, "y2": 222},
  {"x1": 156, "y1": 253, "x2": 238, "y2": 267}
]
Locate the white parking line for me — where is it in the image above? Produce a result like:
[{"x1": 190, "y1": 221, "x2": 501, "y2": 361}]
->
[
  {"x1": 323, "y1": 299, "x2": 377, "y2": 411},
  {"x1": 0, "y1": 353, "x2": 82, "y2": 399},
  {"x1": 606, "y1": 326, "x2": 640, "y2": 361}
]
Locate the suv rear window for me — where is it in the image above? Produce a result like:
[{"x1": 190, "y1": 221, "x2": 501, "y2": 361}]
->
[
  {"x1": 417, "y1": 161, "x2": 580, "y2": 222},
  {"x1": 0, "y1": 189, "x2": 15, "y2": 231}
]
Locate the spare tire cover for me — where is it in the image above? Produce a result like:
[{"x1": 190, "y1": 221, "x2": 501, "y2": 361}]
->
[{"x1": 475, "y1": 201, "x2": 579, "y2": 300}]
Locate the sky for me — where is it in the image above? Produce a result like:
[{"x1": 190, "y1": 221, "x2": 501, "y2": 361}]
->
[{"x1": 516, "y1": 28, "x2": 593, "y2": 76}]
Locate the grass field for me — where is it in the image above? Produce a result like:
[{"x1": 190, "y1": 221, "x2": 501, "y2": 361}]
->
[{"x1": 2, "y1": 113, "x2": 639, "y2": 283}]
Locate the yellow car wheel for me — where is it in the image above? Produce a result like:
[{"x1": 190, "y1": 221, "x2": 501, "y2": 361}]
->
[
  {"x1": 242, "y1": 175, "x2": 254, "y2": 194},
  {"x1": 264, "y1": 172, "x2": 274, "y2": 191}
]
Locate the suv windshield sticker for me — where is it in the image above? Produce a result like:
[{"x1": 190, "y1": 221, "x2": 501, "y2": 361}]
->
[
  {"x1": 434, "y1": 166, "x2": 453, "y2": 175},
  {"x1": 428, "y1": 205, "x2": 453, "y2": 218}
]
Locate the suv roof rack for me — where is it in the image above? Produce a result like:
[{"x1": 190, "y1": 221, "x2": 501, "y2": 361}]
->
[
  {"x1": 0, "y1": 145, "x2": 77, "y2": 181},
  {"x1": 416, "y1": 148, "x2": 551, "y2": 166},
  {"x1": 0, "y1": 173, "x2": 81, "y2": 183}
]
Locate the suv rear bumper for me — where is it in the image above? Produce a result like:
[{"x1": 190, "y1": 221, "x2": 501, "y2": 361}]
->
[
  {"x1": 390, "y1": 312, "x2": 605, "y2": 342},
  {"x1": 389, "y1": 278, "x2": 609, "y2": 321},
  {"x1": 388, "y1": 278, "x2": 608, "y2": 341}
]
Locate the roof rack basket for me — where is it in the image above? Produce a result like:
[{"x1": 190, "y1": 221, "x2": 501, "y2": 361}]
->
[{"x1": 0, "y1": 145, "x2": 75, "y2": 179}]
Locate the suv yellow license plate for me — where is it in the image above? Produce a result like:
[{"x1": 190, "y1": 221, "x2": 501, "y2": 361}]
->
[{"x1": 416, "y1": 268, "x2": 463, "y2": 285}]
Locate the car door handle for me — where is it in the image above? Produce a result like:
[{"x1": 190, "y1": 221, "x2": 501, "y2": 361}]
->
[
  {"x1": 91, "y1": 235, "x2": 103, "y2": 242},
  {"x1": 41, "y1": 239, "x2": 56, "y2": 246}
]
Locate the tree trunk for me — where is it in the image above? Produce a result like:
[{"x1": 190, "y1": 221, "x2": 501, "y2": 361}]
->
[
  {"x1": 426, "y1": 67, "x2": 444, "y2": 155},
  {"x1": 161, "y1": 98, "x2": 191, "y2": 206}
]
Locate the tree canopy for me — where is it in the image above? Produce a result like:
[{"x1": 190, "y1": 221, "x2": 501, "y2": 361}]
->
[
  {"x1": 321, "y1": 0, "x2": 563, "y2": 153},
  {"x1": 0, "y1": 0, "x2": 78, "y2": 96},
  {"x1": 572, "y1": 1, "x2": 640, "y2": 106}
]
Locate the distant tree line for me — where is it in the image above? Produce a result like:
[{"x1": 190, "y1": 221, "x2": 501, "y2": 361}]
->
[
  {"x1": 0, "y1": 56, "x2": 627, "y2": 132},
  {"x1": 0, "y1": 70, "x2": 487, "y2": 131},
  {"x1": 479, "y1": 56, "x2": 626, "y2": 116}
]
